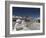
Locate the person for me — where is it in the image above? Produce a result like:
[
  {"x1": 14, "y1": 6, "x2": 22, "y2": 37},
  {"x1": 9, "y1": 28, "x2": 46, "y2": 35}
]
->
[{"x1": 14, "y1": 19, "x2": 22, "y2": 31}]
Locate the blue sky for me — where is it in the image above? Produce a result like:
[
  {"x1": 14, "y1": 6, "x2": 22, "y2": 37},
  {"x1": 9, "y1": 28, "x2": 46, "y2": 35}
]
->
[{"x1": 12, "y1": 7, "x2": 40, "y2": 18}]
